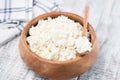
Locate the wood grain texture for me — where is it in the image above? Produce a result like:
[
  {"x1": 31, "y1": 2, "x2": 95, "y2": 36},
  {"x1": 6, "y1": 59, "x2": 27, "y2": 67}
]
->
[{"x1": 0, "y1": 0, "x2": 120, "y2": 80}]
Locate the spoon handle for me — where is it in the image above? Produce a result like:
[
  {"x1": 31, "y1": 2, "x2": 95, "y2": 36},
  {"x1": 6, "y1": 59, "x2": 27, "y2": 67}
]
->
[{"x1": 82, "y1": 6, "x2": 90, "y2": 37}]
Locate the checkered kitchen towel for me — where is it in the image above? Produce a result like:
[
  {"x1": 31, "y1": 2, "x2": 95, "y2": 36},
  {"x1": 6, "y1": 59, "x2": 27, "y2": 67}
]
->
[
  {"x1": 0, "y1": 0, "x2": 33, "y2": 22},
  {"x1": 0, "y1": 0, "x2": 60, "y2": 46},
  {"x1": 33, "y1": 0, "x2": 61, "y2": 17}
]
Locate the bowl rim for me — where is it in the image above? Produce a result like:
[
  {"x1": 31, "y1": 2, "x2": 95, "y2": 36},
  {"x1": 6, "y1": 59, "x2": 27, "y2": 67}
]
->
[{"x1": 21, "y1": 11, "x2": 96, "y2": 65}]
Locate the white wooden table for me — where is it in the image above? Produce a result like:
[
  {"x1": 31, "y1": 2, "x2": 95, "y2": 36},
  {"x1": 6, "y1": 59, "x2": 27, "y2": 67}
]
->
[{"x1": 0, "y1": 0, "x2": 120, "y2": 80}]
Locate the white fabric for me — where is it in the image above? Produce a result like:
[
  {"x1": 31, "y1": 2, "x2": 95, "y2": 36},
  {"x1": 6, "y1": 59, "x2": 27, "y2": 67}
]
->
[
  {"x1": 33, "y1": 0, "x2": 60, "y2": 17},
  {"x1": 0, "y1": 0, "x2": 60, "y2": 46},
  {"x1": 0, "y1": 0, "x2": 33, "y2": 22}
]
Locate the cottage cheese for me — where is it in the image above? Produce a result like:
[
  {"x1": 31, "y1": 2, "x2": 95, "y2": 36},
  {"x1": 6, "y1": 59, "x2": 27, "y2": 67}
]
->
[{"x1": 27, "y1": 16, "x2": 92, "y2": 61}]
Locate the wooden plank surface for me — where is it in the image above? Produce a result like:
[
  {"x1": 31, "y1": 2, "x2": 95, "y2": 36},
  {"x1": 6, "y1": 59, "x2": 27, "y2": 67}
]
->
[{"x1": 0, "y1": 0, "x2": 120, "y2": 80}]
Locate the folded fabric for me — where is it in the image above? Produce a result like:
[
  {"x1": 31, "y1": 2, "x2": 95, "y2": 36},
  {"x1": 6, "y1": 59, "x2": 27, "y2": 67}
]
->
[
  {"x1": 33, "y1": 0, "x2": 61, "y2": 17},
  {"x1": 0, "y1": 23, "x2": 20, "y2": 46},
  {"x1": 0, "y1": 0, "x2": 33, "y2": 22},
  {"x1": 0, "y1": 0, "x2": 61, "y2": 46}
]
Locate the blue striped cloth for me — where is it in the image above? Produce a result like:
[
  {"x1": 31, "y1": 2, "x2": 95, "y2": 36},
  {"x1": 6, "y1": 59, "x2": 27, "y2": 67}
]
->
[
  {"x1": 33, "y1": 0, "x2": 60, "y2": 17},
  {"x1": 0, "y1": 0, "x2": 33, "y2": 22},
  {"x1": 0, "y1": 0, "x2": 60, "y2": 46},
  {"x1": 0, "y1": 0, "x2": 60, "y2": 22}
]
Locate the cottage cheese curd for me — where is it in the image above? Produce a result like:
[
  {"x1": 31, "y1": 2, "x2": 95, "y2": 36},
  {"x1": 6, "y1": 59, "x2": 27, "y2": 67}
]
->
[{"x1": 27, "y1": 16, "x2": 92, "y2": 61}]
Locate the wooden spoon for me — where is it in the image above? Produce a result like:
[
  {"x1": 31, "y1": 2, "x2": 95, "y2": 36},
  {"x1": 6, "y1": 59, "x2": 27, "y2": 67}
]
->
[
  {"x1": 82, "y1": 6, "x2": 90, "y2": 37},
  {"x1": 76, "y1": 6, "x2": 90, "y2": 55}
]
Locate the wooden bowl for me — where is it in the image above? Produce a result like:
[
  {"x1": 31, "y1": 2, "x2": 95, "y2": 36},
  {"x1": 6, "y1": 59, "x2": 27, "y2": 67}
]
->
[{"x1": 19, "y1": 12, "x2": 99, "y2": 80}]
